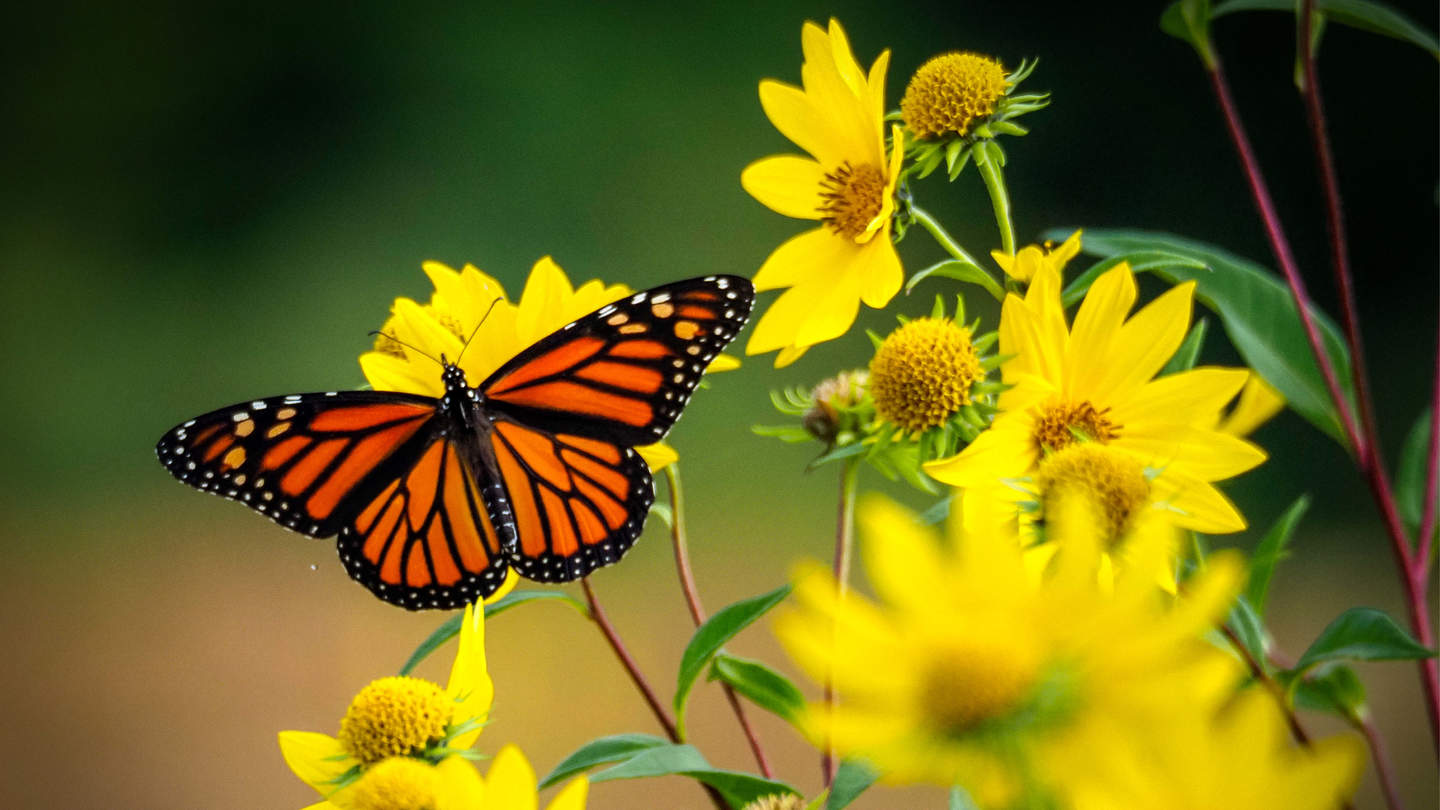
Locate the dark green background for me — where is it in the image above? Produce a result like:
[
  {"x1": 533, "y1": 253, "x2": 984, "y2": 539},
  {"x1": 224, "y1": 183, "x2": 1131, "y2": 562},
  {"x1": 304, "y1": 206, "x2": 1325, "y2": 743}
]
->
[{"x1": 2, "y1": 2, "x2": 1435, "y2": 808}]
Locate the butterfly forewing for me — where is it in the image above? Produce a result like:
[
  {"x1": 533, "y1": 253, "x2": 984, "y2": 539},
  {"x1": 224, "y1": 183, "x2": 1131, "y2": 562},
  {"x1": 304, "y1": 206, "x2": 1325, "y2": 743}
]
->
[
  {"x1": 480, "y1": 275, "x2": 754, "y2": 445},
  {"x1": 156, "y1": 391, "x2": 441, "y2": 537}
]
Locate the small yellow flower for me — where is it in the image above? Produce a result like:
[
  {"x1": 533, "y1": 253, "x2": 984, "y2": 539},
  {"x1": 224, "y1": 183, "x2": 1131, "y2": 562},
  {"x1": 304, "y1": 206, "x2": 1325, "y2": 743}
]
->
[
  {"x1": 361, "y1": 257, "x2": 733, "y2": 472},
  {"x1": 901, "y1": 52, "x2": 1008, "y2": 139},
  {"x1": 279, "y1": 601, "x2": 498, "y2": 808},
  {"x1": 991, "y1": 229, "x2": 1082, "y2": 283},
  {"x1": 773, "y1": 495, "x2": 1245, "y2": 806},
  {"x1": 926, "y1": 261, "x2": 1267, "y2": 534},
  {"x1": 869, "y1": 317, "x2": 982, "y2": 434},
  {"x1": 741, "y1": 19, "x2": 905, "y2": 366}
]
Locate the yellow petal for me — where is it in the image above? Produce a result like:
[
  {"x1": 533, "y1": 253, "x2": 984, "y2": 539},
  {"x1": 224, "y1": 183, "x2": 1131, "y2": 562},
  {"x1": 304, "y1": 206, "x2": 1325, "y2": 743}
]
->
[
  {"x1": 855, "y1": 236, "x2": 902, "y2": 309},
  {"x1": 752, "y1": 226, "x2": 855, "y2": 293},
  {"x1": 637, "y1": 442, "x2": 678, "y2": 472},
  {"x1": 746, "y1": 287, "x2": 812, "y2": 355},
  {"x1": 277, "y1": 731, "x2": 354, "y2": 796},
  {"x1": 1218, "y1": 373, "x2": 1285, "y2": 437},
  {"x1": 544, "y1": 776, "x2": 590, "y2": 810},
  {"x1": 1118, "y1": 425, "x2": 1266, "y2": 481},
  {"x1": 858, "y1": 495, "x2": 945, "y2": 609},
  {"x1": 1088, "y1": 281, "x2": 1196, "y2": 402},
  {"x1": 447, "y1": 601, "x2": 493, "y2": 750},
  {"x1": 1065, "y1": 264, "x2": 1137, "y2": 398},
  {"x1": 1111, "y1": 367, "x2": 1249, "y2": 428},
  {"x1": 773, "y1": 343, "x2": 809, "y2": 368},
  {"x1": 1154, "y1": 473, "x2": 1248, "y2": 533},
  {"x1": 436, "y1": 755, "x2": 486, "y2": 809},
  {"x1": 485, "y1": 744, "x2": 539, "y2": 810},
  {"x1": 484, "y1": 568, "x2": 520, "y2": 605},
  {"x1": 925, "y1": 411, "x2": 1037, "y2": 488},
  {"x1": 706, "y1": 353, "x2": 741, "y2": 372},
  {"x1": 757, "y1": 79, "x2": 837, "y2": 163},
  {"x1": 517, "y1": 257, "x2": 575, "y2": 347},
  {"x1": 359, "y1": 351, "x2": 445, "y2": 398},
  {"x1": 741, "y1": 155, "x2": 826, "y2": 220},
  {"x1": 793, "y1": 270, "x2": 863, "y2": 346},
  {"x1": 799, "y1": 21, "x2": 875, "y2": 163}
]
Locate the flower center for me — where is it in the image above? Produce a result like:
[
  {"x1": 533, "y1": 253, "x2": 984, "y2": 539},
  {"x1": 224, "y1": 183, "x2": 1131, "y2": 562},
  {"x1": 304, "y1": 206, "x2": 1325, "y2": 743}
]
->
[
  {"x1": 1031, "y1": 400, "x2": 1120, "y2": 454},
  {"x1": 338, "y1": 676, "x2": 453, "y2": 766},
  {"x1": 918, "y1": 636, "x2": 1041, "y2": 736},
  {"x1": 1038, "y1": 443, "x2": 1151, "y2": 545},
  {"x1": 870, "y1": 318, "x2": 982, "y2": 433},
  {"x1": 817, "y1": 162, "x2": 887, "y2": 240},
  {"x1": 350, "y1": 757, "x2": 442, "y2": 810},
  {"x1": 901, "y1": 52, "x2": 1007, "y2": 139},
  {"x1": 741, "y1": 795, "x2": 808, "y2": 810}
]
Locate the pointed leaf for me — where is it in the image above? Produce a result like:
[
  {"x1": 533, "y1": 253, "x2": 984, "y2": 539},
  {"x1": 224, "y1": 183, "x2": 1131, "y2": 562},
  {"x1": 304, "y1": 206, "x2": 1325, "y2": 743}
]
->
[
  {"x1": 1286, "y1": 663, "x2": 1368, "y2": 721},
  {"x1": 675, "y1": 585, "x2": 792, "y2": 738},
  {"x1": 539, "y1": 733, "x2": 670, "y2": 788},
  {"x1": 1244, "y1": 495, "x2": 1310, "y2": 616},
  {"x1": 1052, "y1": 228, "x2": 1355, "y2": 446},
  {"x1": 826, "y1": 759, "x2": 879, "y2": 810},
  {"x1": 1060, "y1": 251, "x2": 1209, "y2": 306},
  {"x1": 1296, "y1": 607, "x2": 1437, "y2": 671},
  {"x1": 588, "y1": 744, "x2": 800, "y2": 808},
  {"x1": 1227, "y1": 594, "x2": 1269, "y2": 666},
  {"x1": 904, "y1": 259, "x2": 1005, "y2": 302},
  {"x1": 1160, "y1": 317, "x2": 1209, "y2": 376},
  {"x1": 1213, "y1": 0, "x2": 1439, "y2": 56},
  {"x1": 710, "y1": 653, "x2": 805, "y2": 722},
  {"x1": 1395, "y1": 409, "x2": 1435, "y2": 536}
]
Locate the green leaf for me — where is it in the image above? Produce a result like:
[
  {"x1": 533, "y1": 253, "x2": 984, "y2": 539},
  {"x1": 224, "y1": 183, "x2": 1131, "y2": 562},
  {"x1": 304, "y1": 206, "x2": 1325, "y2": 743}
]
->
[
  {"x1": 675, "y1": 585, "x2": 792, "y2": 738},
  {"x1": 1296, "y1": 607, "x2": 1437, "y2": 671},
  {"x1": 826, "y1": 759, "x2": 879, "y2": 810},
  {"x1": 809, "y1": 441, "x2": 868, "y2": 468},
  {"x1": 1213, "y1": 0, "x2": 1439, "y2": 57},
  {"x1": 1288, "y1": 663, "x2": 1368, "y2": 721},
  {"x1": 1244, "y1": 495, "x2": 1310, "y2": 616},
  {"x1": 949, "y1": 785, "x2": 981, "y2": 810},
  {"x1": 539, "y1": 733, "x2": 670, "y2": 788},
  {"x1": 589, "y1": 744, "x2": 800, "y2": 808},
  {"x1": 1395, "y1": 409, "x2": 1435, "y2": 536},
  {"x1": 1160, "y1": 317, "x2": 1209, "y2": 376},
  {"x1": 904, "y1": 259, "x2": 1005, "y2": 302},
  {"x1": 1161, "y1": 0, "x2": 1218, "y2": 67},
  {"x1": 1060, "y1": 251, "x2": 1210, "y2": 306},
  {"x1": 649, "y1": 502, "x2": 674, "y2": 530},
  {"x1": 1055, "y1": 228, "x2": 1355, "y2": 446},
  {"x1": 399, "y1": 590, "x2": 587, "y2": 675},
  {"x1": 710, "y1": 653, "x2": 805, "y2": 722},
  {"x1": 1227, "y1": 594, "x2": 1269, "y2": 666}
]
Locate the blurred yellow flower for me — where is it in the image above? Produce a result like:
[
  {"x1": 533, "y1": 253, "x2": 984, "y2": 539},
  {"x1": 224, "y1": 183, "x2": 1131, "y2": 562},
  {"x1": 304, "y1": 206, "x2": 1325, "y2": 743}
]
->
[
  {"x1": 279, "y1": 601, "x2": 500, "y2": 808},
  {"x1": 773, "y1": 495, "x2": 1245, "y2": 806},
  {"x1": 1070, "y1": 688, "x2": 1364, "y2": 810},
  {"x1": 741, "y1": 19, "x2": 904, "y2": 367},
  {"x1": 361, "y1": 257, "x2": 732, "y2": 471},
  {"x1": 990, "y1": 229, "x2": 1081, "y2": 283},
  {"x1": 926, "y1": 262, "x2": 1266, "y2": 534}
]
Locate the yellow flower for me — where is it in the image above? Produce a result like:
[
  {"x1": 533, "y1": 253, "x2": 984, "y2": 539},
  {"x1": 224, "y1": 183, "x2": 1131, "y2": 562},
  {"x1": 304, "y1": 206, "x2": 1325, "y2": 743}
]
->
[
  {"x1": 279, "y1": 601, "x2": 500, "y2": 808},
  {"x1": 868, "y1": 317, "x2": 983, "y2": 435},
  {"x1": 480, "y1": 744, "x2": 589, "y2": 810},
  {"x1": 1070, "y1": 688, "x2": 1364, "y2": 810},
  {"x1": 773, "y1": 495, "x2": 1244, "y2": 806},
  {"x1": 926, "y1": 261, "x2": 1267, "y2": 534},
  {"x1": 361, "y1": 256, "x2": 732, "y2": 472},
  {"x1": 741, "y1": 19, "x2": 904, "y2": 367},
  {"x1": 991, "y1": 229, "x2": 1082, "y2": 283},
  {"x1": 900, "y1": 52, "x2": 1008, "y2": 139}
]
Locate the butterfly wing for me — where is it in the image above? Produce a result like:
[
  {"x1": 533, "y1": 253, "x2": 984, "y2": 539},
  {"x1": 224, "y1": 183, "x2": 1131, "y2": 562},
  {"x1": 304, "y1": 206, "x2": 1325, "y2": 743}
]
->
[
  {"x1": 476, "y1": 275, "x2": 754, "y2": 581},
  {"x1": 480, "y1": 275, "x2": 754, "y2": 446},
  {"x1": 156, "y1": 391, "x2": 512, "y2": 609}
]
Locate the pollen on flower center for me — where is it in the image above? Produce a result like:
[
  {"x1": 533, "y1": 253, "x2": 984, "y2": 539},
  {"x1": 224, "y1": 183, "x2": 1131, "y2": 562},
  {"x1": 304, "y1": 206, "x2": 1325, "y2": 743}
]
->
[
  {"x1": 338, "y1": 676, "x2": 453, "y2": 766},
  {"x1": 870, "y1": 318, "x2": 982, "y2": 433},
  {"x1": 817, "y1": 162, "x2": 887, "y2": 240},
  {"x1": 350, "y1": 756, "x2": 442, "y2": 810},
  {"x1": 742, "y1": 794, "x2": 808, "y2": 810},
  {"x1": 1039, "y1": 443, "x2": 1151, "y2": 544},
  {"x1": 919, "y1": 636, "x2": 1041, "y2": 736},
  {"x1": 901, "y1": 52, "x2": 1007, "y2": 139},
  {"x1": 1032, "y1": 400, "x2": 1120, "y2": 454}
]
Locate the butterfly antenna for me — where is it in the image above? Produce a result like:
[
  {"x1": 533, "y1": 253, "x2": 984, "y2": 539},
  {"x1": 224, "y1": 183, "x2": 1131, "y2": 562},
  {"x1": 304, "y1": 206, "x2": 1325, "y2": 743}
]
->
[
  {"x1": 367, "y1": 331, "x2": 444, "y2": 367},
  {"x1": 456, "y1": 296, "x2": 504, "y2": 366}
]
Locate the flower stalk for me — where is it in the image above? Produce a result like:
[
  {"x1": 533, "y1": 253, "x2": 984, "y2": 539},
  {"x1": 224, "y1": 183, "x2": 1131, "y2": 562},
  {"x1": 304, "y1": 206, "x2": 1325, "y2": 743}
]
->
[
  {"x1": 821, "y1": 456, "x2": 862, "y2": 787},
  {"x1": 664, "y1": 465, "x2": 775, "y2": 778},
  {"x1": 973, "y1": 145, "x2": 1016, "y2": 256}
]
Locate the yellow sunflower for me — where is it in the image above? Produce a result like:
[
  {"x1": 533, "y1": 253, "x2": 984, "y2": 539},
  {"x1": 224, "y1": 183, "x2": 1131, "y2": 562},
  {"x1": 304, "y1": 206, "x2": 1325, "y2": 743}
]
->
[
  {"x1": 741, "y1": 19, "x2": 904, "y2": 367},
  {"x1": 360, "y1": 257, "x2": 741, "y2": 471},
  {"x1": 279, "y1": 600, "x2": 506, "y2": 808},
  {"x1": 926, "y1": 261, "x2": 1266, "y2": 534},
  {"x1": 773, "y1": 495, "x2": 1244, "y2": 806}
]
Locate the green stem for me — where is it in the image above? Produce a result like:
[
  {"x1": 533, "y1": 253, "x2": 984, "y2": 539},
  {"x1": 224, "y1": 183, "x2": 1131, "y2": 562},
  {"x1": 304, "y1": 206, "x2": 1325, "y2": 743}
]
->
[
  {"x1": 821, "y1": 457, "x2": 862, "y2": 788},
  {"x1": 910, "y1": 205, "x2": 982, "y2": 267},
  {"x1": 975, "y1": 147, "x2": 1016, "y2": 256}
]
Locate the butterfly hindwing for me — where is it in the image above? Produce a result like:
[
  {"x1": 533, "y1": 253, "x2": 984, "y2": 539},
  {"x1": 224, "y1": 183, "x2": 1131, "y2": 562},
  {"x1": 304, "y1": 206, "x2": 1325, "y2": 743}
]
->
[
  {"x1": 480, "y1": 275, "x2": 754, "y2": 446},
  {"x1": 337, "y1": 435, "x2": 513, "y2": 609},
  {"x1": 155, "y1": 391, "x2": 441, "y2": 538},
  {"x1": 486, "y1": 418, "x2": 653, "y2": 582}
]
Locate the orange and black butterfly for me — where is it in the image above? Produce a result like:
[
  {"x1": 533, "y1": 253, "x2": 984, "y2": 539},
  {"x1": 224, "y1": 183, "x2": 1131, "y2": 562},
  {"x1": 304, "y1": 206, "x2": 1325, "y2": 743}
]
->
[{"x1": 156, "y1": 275, "x2": 753, "y2": 610}]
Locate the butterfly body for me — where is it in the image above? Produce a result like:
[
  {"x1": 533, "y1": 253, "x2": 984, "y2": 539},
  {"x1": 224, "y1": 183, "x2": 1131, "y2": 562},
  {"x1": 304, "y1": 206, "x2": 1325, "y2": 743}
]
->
[{"x1": 157, "y1": 275, "x2": 753, "y2": 610}]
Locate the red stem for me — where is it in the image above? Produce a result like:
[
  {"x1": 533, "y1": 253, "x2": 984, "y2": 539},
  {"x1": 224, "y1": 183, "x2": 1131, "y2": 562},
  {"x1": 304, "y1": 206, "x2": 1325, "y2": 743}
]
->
[
  {"x1": 1418, "y1": 331, "x2": 1440, "y2": 571},
  {"x1": 581, "y1": 577, "x2": 679, "y2": 741},
  {"x1": 664, "y1": 466, "x2": 775, "y2": 778},
  {"x1": 1295, "y1": 0, "x2": 1440, "y2": 747},
  {"x1": 1361, "y1": 714, "x2": 1409, "y2": 810}
]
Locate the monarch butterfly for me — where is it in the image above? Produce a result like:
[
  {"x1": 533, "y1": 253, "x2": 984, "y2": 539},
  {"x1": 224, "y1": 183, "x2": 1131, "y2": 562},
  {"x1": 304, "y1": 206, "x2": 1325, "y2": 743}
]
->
[{"x1": 156, "y1": 275, "x2": 754, "y2": 610}]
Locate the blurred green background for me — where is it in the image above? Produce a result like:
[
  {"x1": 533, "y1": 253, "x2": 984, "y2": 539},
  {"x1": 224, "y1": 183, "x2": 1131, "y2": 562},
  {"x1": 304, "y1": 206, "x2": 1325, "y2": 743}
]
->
[{"x1": 2, "y1": 1, "x2": 1436, "y2": 807}]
